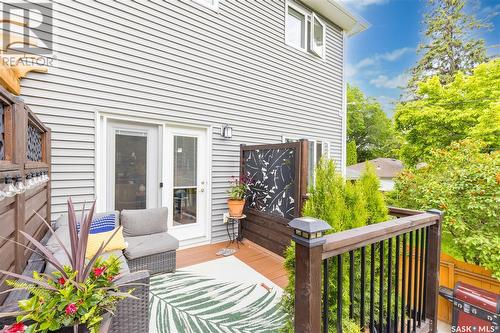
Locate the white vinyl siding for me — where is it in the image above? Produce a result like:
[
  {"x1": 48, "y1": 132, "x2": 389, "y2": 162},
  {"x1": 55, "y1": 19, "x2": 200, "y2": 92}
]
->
[{"x1": 9, "y1": 0, "x2": 344, "y2": 243}]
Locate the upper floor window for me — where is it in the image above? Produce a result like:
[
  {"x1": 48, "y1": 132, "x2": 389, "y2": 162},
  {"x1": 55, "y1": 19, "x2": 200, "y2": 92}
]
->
[
  {"x1": 193, "y1": 0, "x2": 219, "y2": 10},
  {"x1": 285, "y1": 2, "x2": 326, "y2": 59}
]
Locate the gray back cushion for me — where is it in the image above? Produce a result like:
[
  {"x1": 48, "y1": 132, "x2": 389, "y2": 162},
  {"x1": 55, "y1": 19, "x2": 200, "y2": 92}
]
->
[{"x1": 121, "y1": 207, "x2": 168, "y2": 237}]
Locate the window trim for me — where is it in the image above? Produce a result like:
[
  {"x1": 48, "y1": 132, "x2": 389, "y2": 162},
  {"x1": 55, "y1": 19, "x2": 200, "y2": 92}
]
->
[
  {"x1": 192, "y1": 0, "x2": 220, "y2": 11},
  {"x1": 281, "y1": 136, "x2": 331, "y2": 185},
  {"x1": 285, "y1": 1, "x2": 309, "y2": 53},
  {"x1": 310, "y1": 12, "x2": 326, "y2": 59}
]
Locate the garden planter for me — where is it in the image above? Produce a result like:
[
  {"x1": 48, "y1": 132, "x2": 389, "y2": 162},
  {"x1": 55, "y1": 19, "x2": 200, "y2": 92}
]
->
[
  {"x1": 58, "y1": 315, "x2": 111, "y2": 333},
  {"x1": 227, "y1": 199, "x2": 245, "y2": 217},
  {"x1": 58, "y1": 325, "x2": 89, "y2": 333}
]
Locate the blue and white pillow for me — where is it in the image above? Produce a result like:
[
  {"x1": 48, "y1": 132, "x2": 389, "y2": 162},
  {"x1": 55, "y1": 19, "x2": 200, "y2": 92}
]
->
[{"x1": 77, "y1": 214, "x2": 116, "y2": 234}]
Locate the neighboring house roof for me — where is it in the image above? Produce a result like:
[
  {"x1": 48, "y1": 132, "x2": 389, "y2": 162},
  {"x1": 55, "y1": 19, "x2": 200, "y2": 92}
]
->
[
  {"x1": 301, "y1": 0, "x2": 370, "y2": 36},
  {"x1": 346, "y1": 158, "x2": 404, "y2": 179}
]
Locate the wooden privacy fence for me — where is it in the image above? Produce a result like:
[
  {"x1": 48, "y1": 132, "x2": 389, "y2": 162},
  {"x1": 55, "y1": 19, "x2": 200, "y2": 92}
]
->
[
  {"x1": 240, "y1": 140, "x2": 308, "y2": 256},
  {"x1": 0, "y1": 86, "x2": 51, "y2": 305},
  {"x1": 391, "y1": 207, "x2": 500, "y2": 324},
  {"x1": 290, "y1": 207, "x2": 443, "y2": 333}
]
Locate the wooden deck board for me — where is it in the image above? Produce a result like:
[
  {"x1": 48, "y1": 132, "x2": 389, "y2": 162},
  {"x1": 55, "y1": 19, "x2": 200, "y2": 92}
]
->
[{"x1": 176, "y1": 239, "x2": 289, "y2": 289}]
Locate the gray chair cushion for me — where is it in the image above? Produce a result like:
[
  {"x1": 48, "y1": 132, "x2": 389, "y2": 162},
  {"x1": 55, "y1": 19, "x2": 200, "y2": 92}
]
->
[
  {"x1": 55, "y1": 211, "x2": 120, "y2": 230},
  {"x1": 121, "y1": 208, "x2": 168, "y2": 237},
  {"x1": 124, "y1": 232, "x2": 178, "y2": 260},
  {"x1": 44, "y1": 250, "x2": 130, "y2": 276},
  {"x1": 45, "y1": 225, "x2": 72, "y2": 254}
]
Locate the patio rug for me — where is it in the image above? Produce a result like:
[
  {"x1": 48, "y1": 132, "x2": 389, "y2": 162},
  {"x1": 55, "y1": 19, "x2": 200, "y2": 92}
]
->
[{"x1": 149, "y1": 256, "x2": 287, "y2": 333}]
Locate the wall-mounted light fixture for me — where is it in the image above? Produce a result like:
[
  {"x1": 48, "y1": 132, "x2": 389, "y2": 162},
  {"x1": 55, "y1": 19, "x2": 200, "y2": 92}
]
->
[{"x1": 221, "y1": 124, "x2": 233, "y2": 139}]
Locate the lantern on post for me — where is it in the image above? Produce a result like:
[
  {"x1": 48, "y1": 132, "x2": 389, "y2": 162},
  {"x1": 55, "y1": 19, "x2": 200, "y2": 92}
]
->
[{"x1": 289, "y1": 217, "x2": 331, "y2": 247}]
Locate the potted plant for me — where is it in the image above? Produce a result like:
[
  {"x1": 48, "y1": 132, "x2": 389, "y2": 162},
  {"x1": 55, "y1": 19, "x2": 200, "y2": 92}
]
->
[
  {"x1": 227, "y1": 176, "x2": 252, "y2": 217},
  {"x1": 0, "y1": 199, "x2": 139, "y2": 333}
]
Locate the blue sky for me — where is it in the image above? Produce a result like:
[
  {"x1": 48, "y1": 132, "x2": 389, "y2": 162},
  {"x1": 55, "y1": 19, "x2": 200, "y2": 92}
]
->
[{"x1": 341, "y1": 0, "x2": 500, "y2": 117}]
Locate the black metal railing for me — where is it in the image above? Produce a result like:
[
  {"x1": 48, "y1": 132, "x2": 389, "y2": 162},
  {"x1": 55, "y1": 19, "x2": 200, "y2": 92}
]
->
[{"x1": 321, "y1": 226, "x2": 432, "y2": 333}]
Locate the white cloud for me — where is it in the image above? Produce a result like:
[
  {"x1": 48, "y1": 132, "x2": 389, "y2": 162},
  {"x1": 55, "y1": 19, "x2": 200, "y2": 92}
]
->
[
  {"x1": 479, "y1": 3, "x2": 500, "y2": 19},
  {"x1": 346, "y1": 47, "x2": 413, "y2": 78},
  {"x1": 370, "y1": 73, "x2": 409, "y2": 89},
  {"x1": 379, "y1": 47, "x2": 414, "y2": 61},
  {"x1": 340, "y1": 0, "x2": 389, "y2": 10}
]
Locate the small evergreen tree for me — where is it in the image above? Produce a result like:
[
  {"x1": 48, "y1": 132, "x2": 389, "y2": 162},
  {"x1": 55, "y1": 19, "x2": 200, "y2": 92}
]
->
[
  {"x1": 358, "y1": 162, "x2": 388, "y2": 225},
  {"x1": 346, "y1": 140, "x2": 358, "y2": 166},
  {"x1": 281, "y1": 158, "x2": 388, "y2": 331}
]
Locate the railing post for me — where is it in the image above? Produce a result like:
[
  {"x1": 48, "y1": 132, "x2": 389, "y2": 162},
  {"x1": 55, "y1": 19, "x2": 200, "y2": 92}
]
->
[
  {"x1": 289, "y1": 217, "x2": 331, "y2": 333},
  {"x1": 425, "y1": 209, "x2": 443, "y2": 332}
]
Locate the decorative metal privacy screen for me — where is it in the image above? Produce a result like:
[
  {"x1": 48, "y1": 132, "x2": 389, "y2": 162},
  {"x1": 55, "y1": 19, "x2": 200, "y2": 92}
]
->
[
  {"x1": 242, "y1": 145, "x2": 298, "y2": 219},
  {"x1": 0, "y1": 105, "x2": 4, "y2": 160},
  {"x1": 27, "y1": 123, "x2": 43, "y2": 161}
]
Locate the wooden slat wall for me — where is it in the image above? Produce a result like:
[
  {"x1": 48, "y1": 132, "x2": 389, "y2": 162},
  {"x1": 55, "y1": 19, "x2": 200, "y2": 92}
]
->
[{"x1": 0, "y1": 87, "x2": 51, "y2": 305}]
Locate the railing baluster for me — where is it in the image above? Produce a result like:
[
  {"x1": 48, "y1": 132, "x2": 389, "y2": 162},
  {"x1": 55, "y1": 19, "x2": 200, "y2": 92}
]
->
[
  {"x1": 370, "y1": 243, "x2": 375, "y2": 333},
  {"x1": 349, "y1": 250, "x2": 354, "y2": 319},
  {"x1": 337, "y1": 255, "x2": 343, "y2": 333},
  {"x1": 418, "y1": 228, "x2": 425, "y2": 327},
  {"x1": 413, "y1": 230, "x2": 420, "y2": 333},
  {"x1": 422, "y1": 226, "x2": 430, "y2": 322},
  {"x1": 387, "y1": 238, "x2": 393, "y2": 333},
  {"x1": 323, "y1": 259, "x2": 329, "y2": 333},
  {"x1": 394, "y1": 235, "x2": 400, "y2": 333},
  {"x1": 407, "y1": 231, "x2": 413, "y2": 333},
  {"x1": 379, "y1": 241, "x2": 384, "y2": 333},
  {"x1": 401, "y1": 233, "x2": 407, "y2": 333},
  {"x1": 361, "y1": 246, "x2": 366, "y2": 330}
]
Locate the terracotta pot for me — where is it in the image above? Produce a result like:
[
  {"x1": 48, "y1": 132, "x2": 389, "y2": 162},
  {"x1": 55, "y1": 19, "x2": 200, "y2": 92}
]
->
[{"x1": 227, "y1": 199, "x2": 245, "y2": 217}]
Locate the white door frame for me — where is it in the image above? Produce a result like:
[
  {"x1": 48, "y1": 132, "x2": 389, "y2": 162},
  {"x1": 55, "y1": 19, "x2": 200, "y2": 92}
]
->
[
  {"x1": 162, "y1": 124, "x2": 211, "y2": 245},
  {"x1": 105, "y1": 120, "x2": 160, "y2": 211},
  {"x1": 95, "y1": 112, "x2": 212, "y2": 246}
]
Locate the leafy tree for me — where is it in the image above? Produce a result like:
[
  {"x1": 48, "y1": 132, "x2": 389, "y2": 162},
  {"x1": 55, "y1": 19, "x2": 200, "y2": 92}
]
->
[
  {"x1": 395, "y1": 59, "x2": 500, "y2": 165},
  {"x1": 389, "y1": 140, "x2": 500, "y2": 279},
  {"x1": 281, "y1": 158, "x2": 388, "y2": 331},
  {"x1": 346, "y1": 140, "x2": 358, "y2": 166},
  {"x1": 408, "y1": 0, "x2": 488, "y2": 90},
  {"x1": 347, "y1": 85, "x2": 400, "y2": 162}
]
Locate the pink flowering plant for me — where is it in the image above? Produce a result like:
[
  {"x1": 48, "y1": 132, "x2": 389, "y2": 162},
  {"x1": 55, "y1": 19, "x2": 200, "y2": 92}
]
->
[
  {"x1": 228, "y1": 175, "x2": 253, "y2": 200},
  {"x1": 0, "y1": 199, "x2": 140, "y2": 333}
]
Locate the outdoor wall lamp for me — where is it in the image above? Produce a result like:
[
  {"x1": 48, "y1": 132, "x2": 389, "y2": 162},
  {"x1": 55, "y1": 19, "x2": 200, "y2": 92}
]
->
[{"x1": 221, "y1": 124, "x2": 233, "y2": 139}]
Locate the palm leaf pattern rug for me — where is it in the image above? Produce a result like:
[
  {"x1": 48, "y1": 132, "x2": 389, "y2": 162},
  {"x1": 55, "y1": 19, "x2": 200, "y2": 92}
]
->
[{"x1": 149, "y1": 256, "x2": 287, "y2": 333}]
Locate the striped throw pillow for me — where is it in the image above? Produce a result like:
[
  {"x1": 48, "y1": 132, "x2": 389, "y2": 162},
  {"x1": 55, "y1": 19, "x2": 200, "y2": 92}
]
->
[{"x1": 77, "y1": 214, "x2": 116, "y2": 234}]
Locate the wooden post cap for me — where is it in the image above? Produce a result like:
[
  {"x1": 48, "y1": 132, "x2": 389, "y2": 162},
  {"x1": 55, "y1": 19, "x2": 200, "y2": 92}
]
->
[{"x1": 289, "y1": 217, "x2": 331, "y2": 248}]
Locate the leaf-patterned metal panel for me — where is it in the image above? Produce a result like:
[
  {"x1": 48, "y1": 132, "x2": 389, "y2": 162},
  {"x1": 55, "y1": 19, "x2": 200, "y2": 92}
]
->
[
  {"x1": 0, "y1": 105, "x2": 4, "y2": 160},
  {"x1": 27, "y1": 123, "x2": 43, "y2": 161},
  {"x1": 243, "y1": 147, "x2": 297, "y2": 219}
]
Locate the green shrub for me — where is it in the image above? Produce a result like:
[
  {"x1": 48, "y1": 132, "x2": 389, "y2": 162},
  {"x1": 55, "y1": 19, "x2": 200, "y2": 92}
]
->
[
  {"x1": 389, "y1": 139, "x2": 500, "y2": 279},
  {"x1": 281, "y1": 158, "x2": 388, "y2": 331}
]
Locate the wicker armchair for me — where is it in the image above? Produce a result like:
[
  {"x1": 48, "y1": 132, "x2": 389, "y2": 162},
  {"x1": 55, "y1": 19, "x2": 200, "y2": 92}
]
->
[{"x1": 0, "y1": 247, "x2": 151, "y2": 333}]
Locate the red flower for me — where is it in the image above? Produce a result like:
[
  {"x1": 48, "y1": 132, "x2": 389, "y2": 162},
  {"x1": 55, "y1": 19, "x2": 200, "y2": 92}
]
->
[
  {"x1": 4, "y1": 323, "x2": 25, "y2": 333},
  {"x1": 107, "y1": 275, "x2": 115, "y2": 282},
  {"x1": 65, "y1": 303, "x2": 78, "y2": 316},
  {"x1": 93, "y1": 265, "x2": 106, "y2": 277},
  {"x1": 58, "y1": 277, "x2": 66, "y2": 285}
]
